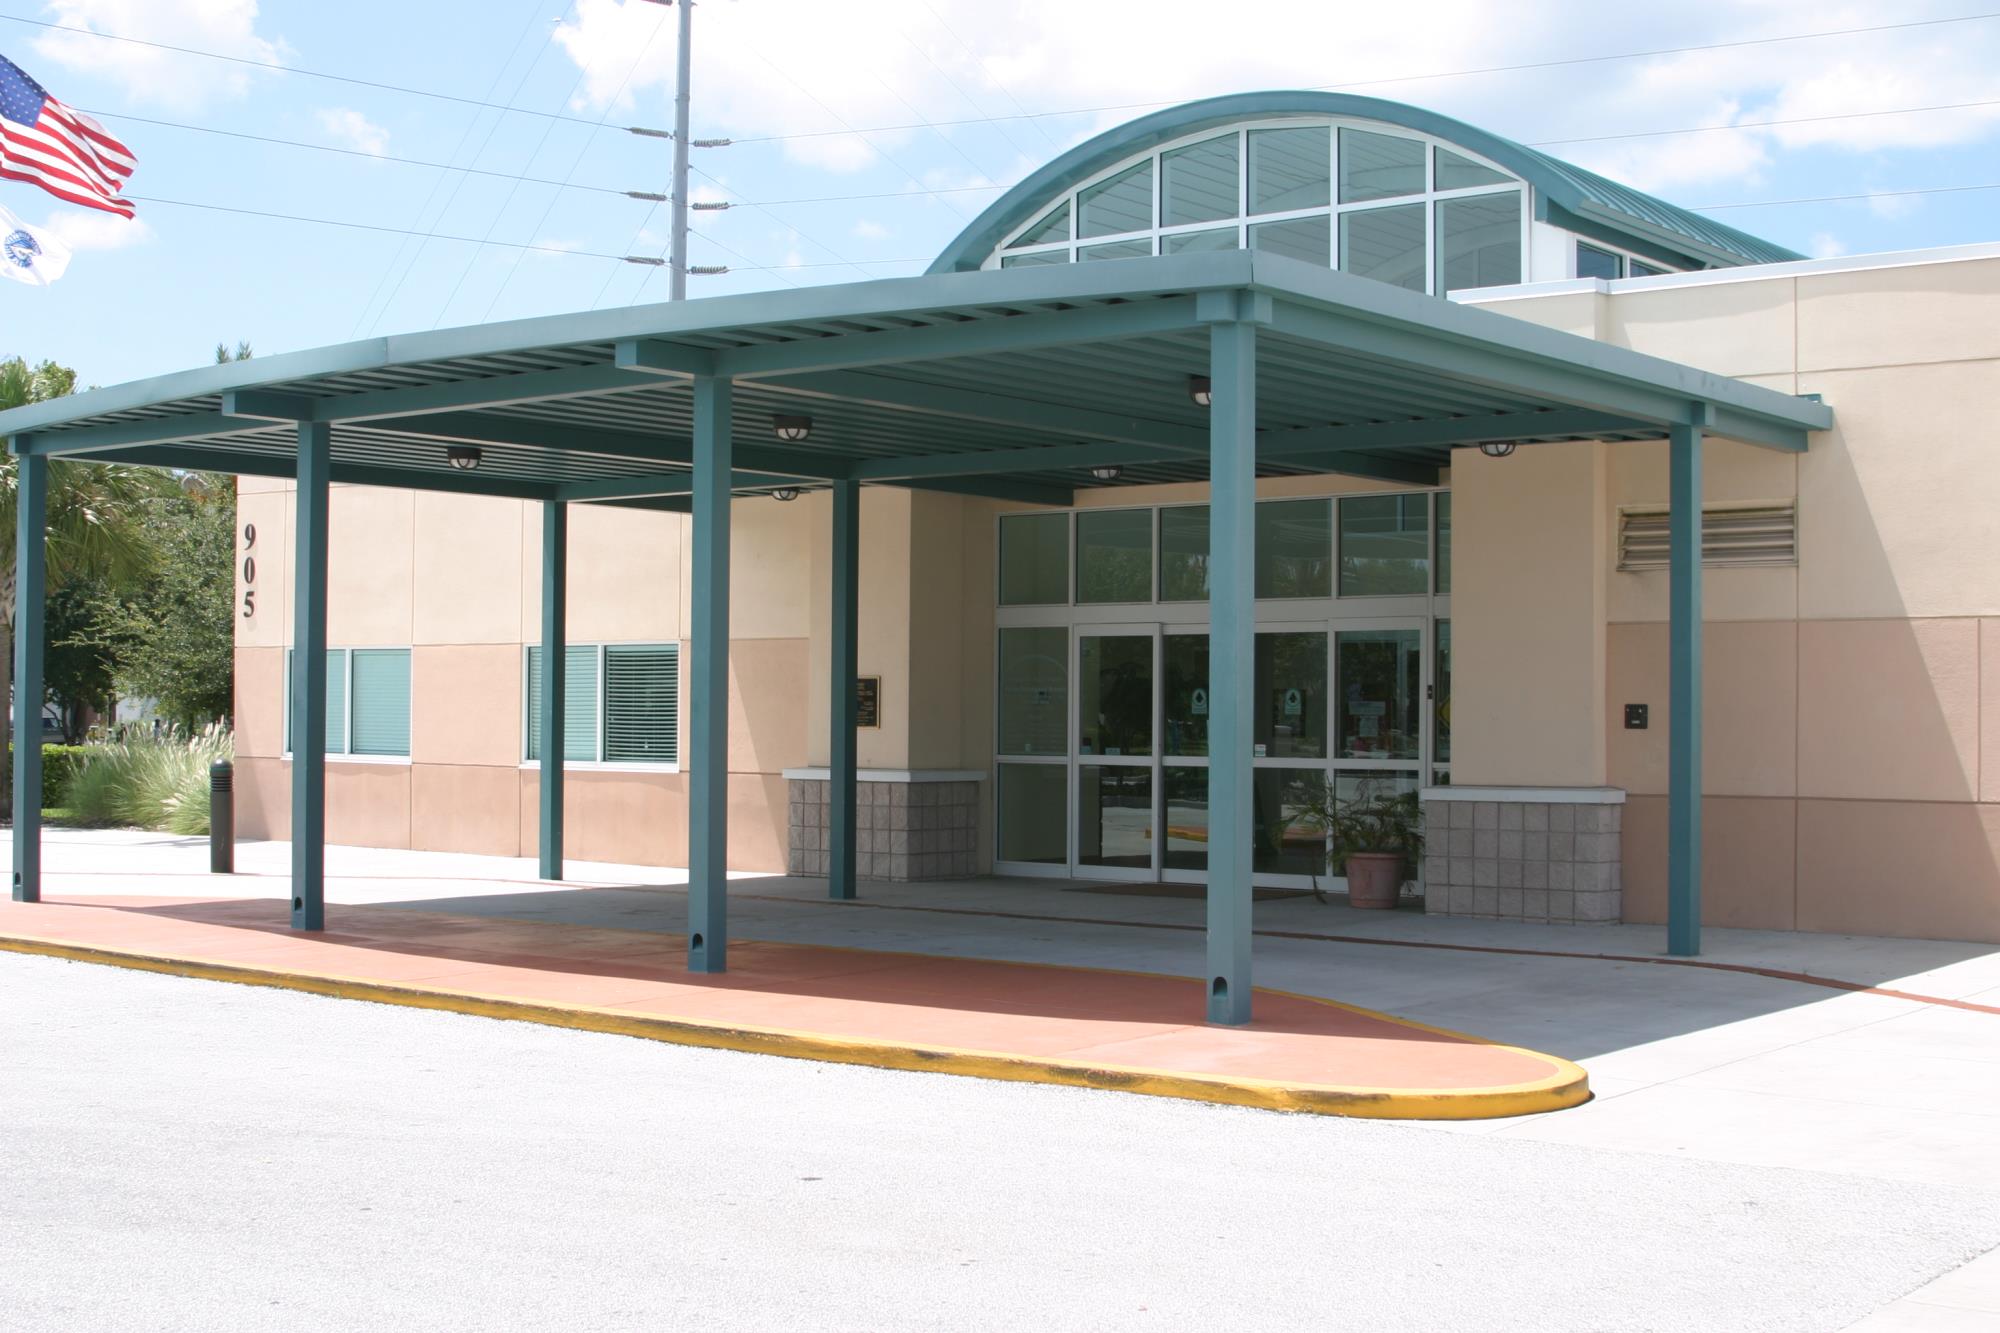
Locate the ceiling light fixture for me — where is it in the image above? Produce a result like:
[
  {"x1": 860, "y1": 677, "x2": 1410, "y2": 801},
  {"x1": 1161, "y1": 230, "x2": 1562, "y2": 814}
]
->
[
  {"x1": 1187, "y1": 375, "x2": 1212, "y2": 407},
  {"x1": 1479, "y1": 441, "x2": 1518, "y2": 458},
  {"x1": 446, "y1": 445, "x2": 483, "y2": 471},
  {"x1": 772, "y1": 414, "x2": 813, "y2": 443},
  {"x1": 1089, "y1": 465, "x2": 1123, "y2": 482},
  {"x1": 771, "y1": 487, "x2": 800, "y2": 502}
]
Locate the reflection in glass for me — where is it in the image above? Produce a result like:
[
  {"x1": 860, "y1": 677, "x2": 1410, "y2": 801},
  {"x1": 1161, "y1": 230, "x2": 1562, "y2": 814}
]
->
[
  {"x1": 1249, "y1": 214, "x2": 1331, "y2": 267},
  {"x1": 1340, "y1": 203, "x2": 1427, "y2": 292},
  {"x1": 1078, "y1": 765, "x2": 1152, "y2": 869},
  {"x1": 1159, "y1": 506, "x2": 1209, "y2": 601},
  {"x1": 1250, "y1": 126, "x2": 1329, "y2": 214},
  {"x1": 1164, "y1": 228, "x2": 1237, "y2": 255},
  {"x1": 1079, "y1": 635, "x2": 1152, "y2": 757},
  {"x1": 1576, "y1": 241, "x2": 1622, "y2": 281},
  {"x1": 1434, "y1": 146, "x2": 1509, "y2": 191},
  {"x1": 1255, "y1": 632, "x2": 1327, "y2": 758},
  {"x1": 1001, "y1": 250, "x2": 1070, "y2": 268},
  {"x1": 997, "y1": 627, "x2": 1067, "y2": 755},
  {"x1": 997, "y1": 764, "x2": 1068, "y2": 864},
  {"x1": 1076, "y1": 509, "x2": 1152, "y2": 603},
  {"x1": 1339, "y1": 128, "x2": 1425, "y2": 202},
  {"x1": 1079, "y1": 161, "x2": 1153, "y2": 237},
  {"x1": 1337, "y1": 628, "x2": 1422, "y2": 760},
  {"x1": 1016, "y1": 200, "x2": 1071, "y2": 246},
  {"x1": 1434, "y1": 619, "x2": 1452, "y2": 765},
  {"x1": 1255, "y1": 768, "x2": 1327, "y2": 876},
  {"x1": 1435, "y1": 491, "x2": 1452, "y2": 594},
  {"x1": 1080, "y1": 239, "x2": 1152, "y2": 262},
  {"x1": 1438, "y1": 193, "x2": 1521, "y2": 292},
  {"x1": 1163, "y1": 134, "x2": 1238, "y2": 226},
  {"x1": 1339, "y1": 493, "x2": 1430, "y2": 596},
  {"x1": 1335, "y1": 769, "x2": 1420, "y2": 806},
  {"x1": 1162, "y1": 633, "x2": 1209, "y2": 756},
  {"x1": 1255, "y1": 498, "x2": 1332, "y2": 598},
  {"x1": 999, "y1": 512, "x2": 1068, "y2": 605},
  {"x1": 1163, "y1": 766, "x2": 1209, "y2": 872}
]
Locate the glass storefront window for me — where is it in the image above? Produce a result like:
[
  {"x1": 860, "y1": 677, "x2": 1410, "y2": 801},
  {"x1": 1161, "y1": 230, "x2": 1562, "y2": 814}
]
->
[
  {"x1": 1163, "y1": 134, "x2": 1238, "y2": 227},
  {"x1": 997, "y1": 627, "x2": 1067, "y2": 755},
  {"x1": 1250, "y1": 126, "x2": 1329, "y2": 214},
  {"x1": 1078, "y1": 634, "x2": 1151, "y2": 758},
  {"x1": 1076, "y1": 509, "x2": 1152, "y2": 603},
  {"x1": 1339, "y1": 493, "x2": 1430, "y2": 596},
  {"x1": 1255, "y1": 498, "x2": 1332, "y2": 598},
  {"x1": 997, "y1": 764, "x2": 1068, "y2": 864},
  {"x1": 1435, "y1": 491, "x2": 1451, "y2": 594},
  {"x1": 999, "y1": 513, "x2": 1068, "y2": 606},
  {"x1": 1340, "y1": 203, "x2": 1426, "y2": 292},
  {"x1": 1438, "y1": 192, "x2": 1521, "y2": 293},
  {"x1": 1079, "y1": 160, "x2": 1153, "y2": 238},
  {"x1": 1163, "y1": 766, "x2": 1209, "y2": 872},
  {"x1": 1336, "y1": 628, "x2": 1421, "y2": 760},
  {"x1": 1255, "y1": 631, "x2": 1327, "y2": 758},
  {"x1": 1433, "y1": 619, "x2": 1451, "y2": 765},
  {"x1": 1339, "y1": 128, "x2": 1425, "y2": 203},
  {"x1": 1078, "y1": 765, "x2": 1152, "y2": 869},
  {"x1": 1249, "y1": 214, "x2": 1330, "y2": 267},
  {"x1": 1159, "y1": 506, "x2": 1209, "y2": 601},
  {"x1": 1162, "y1": 633, "x2": 1209, "y2": 756},
  {"x1": 1256, "y1": 769, "x2": 1327, "y2": 876}
]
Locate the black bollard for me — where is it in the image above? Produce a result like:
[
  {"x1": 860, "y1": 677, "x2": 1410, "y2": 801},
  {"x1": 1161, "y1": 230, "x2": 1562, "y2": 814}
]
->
[{"x1": 209, "y1": 760, "x2": 234, "y2": 873}]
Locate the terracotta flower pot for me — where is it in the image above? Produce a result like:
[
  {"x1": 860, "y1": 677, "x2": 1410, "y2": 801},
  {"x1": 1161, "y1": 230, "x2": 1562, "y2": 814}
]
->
[{"x1": 1343, "y1": 851, "x2": 1406, "y2": 909}]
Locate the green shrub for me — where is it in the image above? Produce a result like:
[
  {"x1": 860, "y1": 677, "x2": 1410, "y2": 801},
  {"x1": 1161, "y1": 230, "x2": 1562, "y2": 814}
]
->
[
  {"x1": 40, "y1": 744, "x2": 87, "y2": 807},
  {"x1": 68, "y1": 726, "x2": 233, "y2": 835}
]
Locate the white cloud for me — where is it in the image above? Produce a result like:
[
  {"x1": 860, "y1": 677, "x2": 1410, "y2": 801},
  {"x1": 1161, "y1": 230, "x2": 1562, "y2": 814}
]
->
[
  {"x1": 315, "y1": 108, "x2": 390, "y2": 158},
  {"x1": 853, "y1": 219, "x2": 890, "y2": 240},
  {"x1": 41, "y1": 208, "x2": 151, "y2": 251},
  {"x1": 1868, "y1": 190, "x2": 1922, "y2": 220},
  {"x1": 33, "y1": 0, "x2": 290, "y2": 110},
  {"x1": 1806, "y1": 231, "x2": 1847, "y2": 258}
]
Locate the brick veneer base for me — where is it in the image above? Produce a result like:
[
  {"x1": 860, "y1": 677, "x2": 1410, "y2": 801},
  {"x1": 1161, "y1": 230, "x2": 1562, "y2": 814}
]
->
[
  {"x1": 787, "y1": 778, "x2": 980, "y2": 880},
  {"x1": 1420, "y1": 796, "x2": 1622, "y2": 924}
]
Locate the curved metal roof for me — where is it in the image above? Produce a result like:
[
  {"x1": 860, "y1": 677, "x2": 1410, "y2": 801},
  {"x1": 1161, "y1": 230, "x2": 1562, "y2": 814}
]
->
[{"x1": 928, "y1": 92, "x2": 1803, "y2": 275}]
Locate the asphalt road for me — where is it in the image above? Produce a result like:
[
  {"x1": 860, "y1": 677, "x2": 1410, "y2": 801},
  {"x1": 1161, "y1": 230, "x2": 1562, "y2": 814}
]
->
[{"x1": 4, "y1": 954, "x2": 1997, "y2": 1332}]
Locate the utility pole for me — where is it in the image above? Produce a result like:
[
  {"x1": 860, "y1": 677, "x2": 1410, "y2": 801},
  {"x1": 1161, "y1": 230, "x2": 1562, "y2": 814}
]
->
[{"x1": 669, "y1": 0, "x2": 692, "y2": 300}]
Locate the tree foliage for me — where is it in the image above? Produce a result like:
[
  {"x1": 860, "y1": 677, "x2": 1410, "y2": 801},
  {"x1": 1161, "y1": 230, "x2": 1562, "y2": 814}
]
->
[{"x1": 99, "y1": 478, "x2": 237, "y2": 729}]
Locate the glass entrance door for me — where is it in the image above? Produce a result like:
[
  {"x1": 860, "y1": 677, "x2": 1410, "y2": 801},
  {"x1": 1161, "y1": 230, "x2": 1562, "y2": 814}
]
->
[
  {"x1": 1074, "y1": 629, "x2": 1156, "y2": 878},
  {"x1": 1332, "y1": 620, "x2": 1427, "y2": 891}
]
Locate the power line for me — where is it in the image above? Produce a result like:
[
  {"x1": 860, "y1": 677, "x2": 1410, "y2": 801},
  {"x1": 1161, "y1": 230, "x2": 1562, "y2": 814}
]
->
[
  {"x1": 722, "y1": 10, "x2": 2000, "y2": 145},
  {"x1": 0, "y1": 10, "x2": 611, "y2": 128},
  {"x1": 121, "y1": 194, "x2": 928, "y2": 272},
  {"x1": 1530, "y1": 99, "x2": 2000, "y2": 148},
  {"x1": 1690, "y1": 181, "x2": 2000, "y2": 211}
]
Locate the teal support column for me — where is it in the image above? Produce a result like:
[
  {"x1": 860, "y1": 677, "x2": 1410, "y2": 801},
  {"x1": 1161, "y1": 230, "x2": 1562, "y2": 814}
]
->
[
  {"x1": 291, "y1": 421, "x2": 331, "y2": 931},
  {"x1": 1667, "y1": 420, "x2": 1704, "y2": 957},
  {"x1": 1206, "y1": 319, "x2": 1257, "y2": 1025},
  {"x1": 11, "y1": 451, "x2": 46, "y2": 903},
  {"x1": 538, "y1": 500, "x2": 567, "y2": 880},
  {"x1": 688, "y1": 375, "x2": 732, "y2": 971},
  {"x1": 828, "y1": 478, "x2": 860, "y2": 900}
]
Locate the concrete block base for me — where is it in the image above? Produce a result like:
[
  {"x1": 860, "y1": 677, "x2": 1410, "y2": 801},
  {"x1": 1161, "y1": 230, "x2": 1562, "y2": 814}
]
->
[
  {"x1": 1420, "y1": 787, "x2": 1624, "y2": 925},
  {"x1": 786, "y1": 773, "x2": 980, "y2": 881}
]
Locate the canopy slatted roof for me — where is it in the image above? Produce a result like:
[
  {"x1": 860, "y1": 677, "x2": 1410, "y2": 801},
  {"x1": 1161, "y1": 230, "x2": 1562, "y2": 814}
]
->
[{"x1": 0, "y1": 252, "x2": 1831, "y2": 508}]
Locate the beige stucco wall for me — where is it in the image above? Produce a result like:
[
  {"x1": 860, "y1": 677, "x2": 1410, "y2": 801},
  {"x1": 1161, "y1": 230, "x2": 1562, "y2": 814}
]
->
[
  {"x1": 235, "y1": 482, "x2": 812, "y2": 875},
  {"x1": 1469, "y1": 251, "x2": 2000, "y2": 941}
]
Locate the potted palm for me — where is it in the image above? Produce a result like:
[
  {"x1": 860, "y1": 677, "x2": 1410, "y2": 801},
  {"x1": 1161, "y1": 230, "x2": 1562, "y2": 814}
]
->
[{"x1": 1289, "y1": 780, "x2": 1424, "y2": 910}]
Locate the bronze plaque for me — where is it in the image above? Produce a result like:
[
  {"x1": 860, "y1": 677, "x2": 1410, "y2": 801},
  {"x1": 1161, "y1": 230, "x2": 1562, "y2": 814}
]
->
[{"x1": 856, "y1": 676, "x2": 881, "y2": 729}]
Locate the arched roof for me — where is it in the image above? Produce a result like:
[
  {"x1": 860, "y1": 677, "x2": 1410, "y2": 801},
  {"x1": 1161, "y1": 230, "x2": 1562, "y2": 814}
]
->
[{"x1": 928, "y1": 92, "x2": 1801, "y2": 275}]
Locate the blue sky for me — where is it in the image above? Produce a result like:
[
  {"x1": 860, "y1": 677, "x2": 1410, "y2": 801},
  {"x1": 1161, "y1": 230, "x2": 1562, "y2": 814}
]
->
[{"x1": 6, "y1": 0, "x2": 1999, "y2": 389}]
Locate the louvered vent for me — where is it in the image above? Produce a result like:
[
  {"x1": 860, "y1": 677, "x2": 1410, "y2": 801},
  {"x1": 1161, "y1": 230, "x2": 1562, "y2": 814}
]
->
[{"x1": 1618, "y1": 503, "x2": 1796, "y2": 571}]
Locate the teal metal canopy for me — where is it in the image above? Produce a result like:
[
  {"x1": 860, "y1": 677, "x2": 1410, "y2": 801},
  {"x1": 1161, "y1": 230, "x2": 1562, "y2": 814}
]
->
[
  {"x1": 928, "y1": 92, "x2": 1803, "y2": 275},
  {"x1": 0, "y1": 251, "x2": 1831, "y2": 503}
]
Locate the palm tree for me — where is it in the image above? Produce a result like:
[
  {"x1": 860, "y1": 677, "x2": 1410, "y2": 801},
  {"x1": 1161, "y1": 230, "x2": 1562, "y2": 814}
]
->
[{"x1": 1, "y1": 356, "x2": 174, "y2": 802}]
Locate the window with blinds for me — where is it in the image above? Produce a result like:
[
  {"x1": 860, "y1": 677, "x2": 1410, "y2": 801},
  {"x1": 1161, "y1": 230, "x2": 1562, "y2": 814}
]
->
[
  {"x1": 1617, "y1": 503, "x2": 1797, "y2": 571},
  {"x1": 523, "y1": 643, "x2": 680, "y2": 767},
  {"x1": 285, "y1": 648, "x2": 408, "y2": 757}
]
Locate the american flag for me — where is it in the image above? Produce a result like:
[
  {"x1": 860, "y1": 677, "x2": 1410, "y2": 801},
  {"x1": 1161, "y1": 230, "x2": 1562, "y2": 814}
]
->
[{"x1": 0, "y1": 53, "x2": 136, "y2": 218}]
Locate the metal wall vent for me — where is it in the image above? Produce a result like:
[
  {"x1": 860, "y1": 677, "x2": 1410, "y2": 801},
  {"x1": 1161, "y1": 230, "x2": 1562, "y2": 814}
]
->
[{"x1": 1617, "y1": 502, "x2": 1796, "y2": 571}]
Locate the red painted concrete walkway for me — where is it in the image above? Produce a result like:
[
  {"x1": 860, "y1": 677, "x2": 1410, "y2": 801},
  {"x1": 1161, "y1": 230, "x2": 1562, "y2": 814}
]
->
[{"x1": 0, "y1": 895, "x2": 1588, "y2": 1118}]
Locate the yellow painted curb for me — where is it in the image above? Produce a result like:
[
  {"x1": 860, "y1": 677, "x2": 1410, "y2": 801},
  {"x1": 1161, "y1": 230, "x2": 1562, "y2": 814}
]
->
[{"x1": 0, "y1": 932, "x2": 1590, "y2": 1120}]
